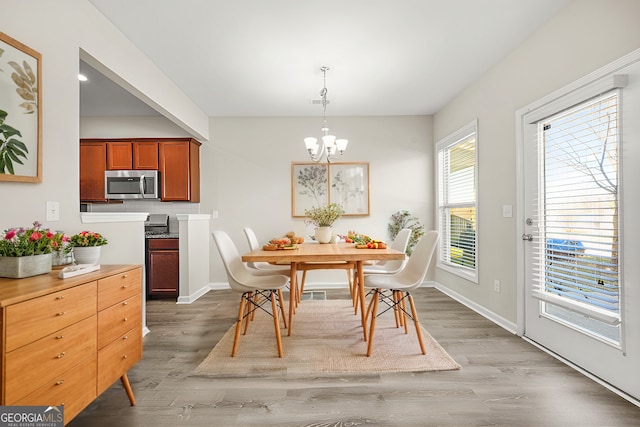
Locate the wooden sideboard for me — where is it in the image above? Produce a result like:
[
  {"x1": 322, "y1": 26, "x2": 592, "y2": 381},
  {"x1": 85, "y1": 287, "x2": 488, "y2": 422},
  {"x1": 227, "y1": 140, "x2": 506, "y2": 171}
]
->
[{"x1": 0, "y1": 264, "x2": 142, "y2": 425}]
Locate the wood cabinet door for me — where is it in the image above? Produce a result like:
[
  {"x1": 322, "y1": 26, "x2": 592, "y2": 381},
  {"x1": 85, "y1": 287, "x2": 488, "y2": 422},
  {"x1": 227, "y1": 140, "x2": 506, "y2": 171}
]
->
[
  {"x1": 147, "y1": 239, "x2": 179, "y2": 298},
  {"x1": 159, "y1": 141, "x2": 190, "y2": 201},
  {"x1": 80, "y1": 142, "x2": 107, "y2": 202},
  {"x1": 107, "y1": 142, "x2": 133, "y2": 170},
  {"x1": 133, "y1": 141, "x2": 159, "y2": 170}
]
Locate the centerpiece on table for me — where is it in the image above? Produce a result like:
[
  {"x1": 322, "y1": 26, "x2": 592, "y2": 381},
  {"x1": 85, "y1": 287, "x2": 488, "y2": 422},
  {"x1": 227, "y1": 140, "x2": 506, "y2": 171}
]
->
[
  {"x1": 69, "y1": 231, "x2": 108, "y2": 265},
  {"x1": 304, "y1": 203, "x2": 344, "y2": 243},
  {"x1": 0, "y1": 221, "x2": 65, "y2": 278}
]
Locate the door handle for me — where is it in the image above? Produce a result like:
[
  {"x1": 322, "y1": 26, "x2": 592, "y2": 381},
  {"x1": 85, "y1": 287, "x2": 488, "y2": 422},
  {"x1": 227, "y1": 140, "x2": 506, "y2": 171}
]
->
[{"x1": 522, "y1": 234, "x2": 533, "y2": 241}]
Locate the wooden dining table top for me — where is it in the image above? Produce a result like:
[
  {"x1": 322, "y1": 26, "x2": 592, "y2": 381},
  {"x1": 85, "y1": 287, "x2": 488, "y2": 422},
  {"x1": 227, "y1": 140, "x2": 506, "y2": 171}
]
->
[{"x1": 241, "y1": 242, "x2": 406, "y2": 263}]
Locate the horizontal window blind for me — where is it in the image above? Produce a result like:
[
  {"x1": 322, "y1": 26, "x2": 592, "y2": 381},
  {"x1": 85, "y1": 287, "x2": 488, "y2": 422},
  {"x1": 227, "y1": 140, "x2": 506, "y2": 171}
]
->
[
  {"x1": 437, "y1": 122, "x2": 477, "y2": 277},
  {"x1": 532, "y1": 91, "x2": 620, "y2": 326}
]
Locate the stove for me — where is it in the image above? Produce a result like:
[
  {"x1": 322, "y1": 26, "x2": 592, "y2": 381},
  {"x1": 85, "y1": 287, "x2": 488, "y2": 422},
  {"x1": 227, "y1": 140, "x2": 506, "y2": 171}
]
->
[{"x1": 144, "y1": 213, "x2": 169, "y2": 235}]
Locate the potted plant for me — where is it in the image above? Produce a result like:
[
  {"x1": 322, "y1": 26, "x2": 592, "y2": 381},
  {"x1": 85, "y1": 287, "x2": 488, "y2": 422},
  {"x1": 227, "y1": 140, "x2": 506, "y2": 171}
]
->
[
  {"x1": 0, "y1": 221, "x2": 60, "y2": 278},
  {"x1": 69, "y1": 231, "x2": 108, "y2": 265},
  {"x1": 388, "y1": 210, "x2": 425, "y2": 255},
  {"x1": 305, "y1": 203, "x2": 345, "y2": 243}
]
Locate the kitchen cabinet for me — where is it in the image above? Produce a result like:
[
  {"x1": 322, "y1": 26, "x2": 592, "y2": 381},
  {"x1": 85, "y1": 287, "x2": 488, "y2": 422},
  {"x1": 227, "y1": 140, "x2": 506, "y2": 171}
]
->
[
  {"x1": 0, "y1": 265, "x2": 142, "y2": 425},
  {"x1": 133, "y1": 141, "x2": 159, "y2": 169},
  {"x1": 107, "y1": 141, "x2": 159, "y2": 170},
  {"x1": 146, "y1": 238, "x2": 179, "y2": 298},
  {"x1": 80, "y1": 141, "x2": 107, "y2": 202},
  {"x1": 80, "y1": 138, "x2": 199, "y2": 203},
  {"x1": 107, "y1": 141, "x2": 133, "y2": 170},
  {"x1": 159, "y1": 138, "x2": 201, "y2": 202}
]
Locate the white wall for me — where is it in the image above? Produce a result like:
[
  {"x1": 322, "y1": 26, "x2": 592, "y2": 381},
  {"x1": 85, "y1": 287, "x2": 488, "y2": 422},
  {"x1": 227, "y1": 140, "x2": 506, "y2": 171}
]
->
[
  {"x1": 0, "y1": 0, "x2": 208, "y2": 267},
  {"x1": 204, "y1": 116, "x2": 433, "y2": 284},
  {"x1": 433, "y1": 0, "x2": 640, "y2": 323}
]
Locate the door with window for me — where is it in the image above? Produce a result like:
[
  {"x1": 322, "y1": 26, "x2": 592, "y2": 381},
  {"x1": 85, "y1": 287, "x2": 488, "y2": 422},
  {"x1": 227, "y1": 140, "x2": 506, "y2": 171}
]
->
[{"x1": 520, "y1": 55, "x2": 640, "y2": 400}]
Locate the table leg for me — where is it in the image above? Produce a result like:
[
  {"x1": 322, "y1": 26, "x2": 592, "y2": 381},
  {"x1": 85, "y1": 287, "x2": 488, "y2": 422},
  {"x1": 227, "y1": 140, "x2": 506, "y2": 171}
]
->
[
  {"x1": 288, "y1": 262, "x2": 297, "y2": 336},
  {"x1": 357, "y1": 260, "x2": 368, "y2": 341}
]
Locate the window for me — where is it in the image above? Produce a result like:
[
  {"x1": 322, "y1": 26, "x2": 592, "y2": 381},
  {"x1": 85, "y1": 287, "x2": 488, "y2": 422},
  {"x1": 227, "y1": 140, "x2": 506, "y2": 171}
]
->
[{"x1": 436, "y1": 120, "x2": 478, "y2": 281}]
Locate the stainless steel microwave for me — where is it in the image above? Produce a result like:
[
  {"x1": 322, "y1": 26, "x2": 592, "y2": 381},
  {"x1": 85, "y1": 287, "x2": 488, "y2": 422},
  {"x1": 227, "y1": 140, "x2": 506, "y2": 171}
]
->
[{"x1": 105, "y1": 170, "x2": 160, "y2": 199}]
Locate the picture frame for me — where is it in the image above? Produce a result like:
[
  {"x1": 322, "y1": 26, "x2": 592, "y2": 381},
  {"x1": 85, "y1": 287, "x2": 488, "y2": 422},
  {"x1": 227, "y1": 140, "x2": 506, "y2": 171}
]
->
[
  {"x1": 292, "y1": 162, "x2": 370, "y2": 217},
  {"x1": 0, "y1": 32, "x2": 42, "y2": 183},
  {"x1": 329, "y1": 162, "x2": 370, "y2": 216}
]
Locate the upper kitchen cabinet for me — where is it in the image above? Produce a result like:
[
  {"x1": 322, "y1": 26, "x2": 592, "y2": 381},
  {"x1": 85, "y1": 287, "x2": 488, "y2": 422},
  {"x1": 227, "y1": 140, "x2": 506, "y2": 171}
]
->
[
  {"x1": 133, "y1": 141, "x2": 159, "y2": 170},
  {"x1": 107, "y1": 141, "x2": 133, "y2": 170},
  {"x1": 159, "y1": 139, "x2": 201, "y2": 202},
  {"x1": 107, "y1": 140, "x2": 159, "y2": 170},
  {"x1": 80, "y1": 141, "x2": 107, "y2": 202}
]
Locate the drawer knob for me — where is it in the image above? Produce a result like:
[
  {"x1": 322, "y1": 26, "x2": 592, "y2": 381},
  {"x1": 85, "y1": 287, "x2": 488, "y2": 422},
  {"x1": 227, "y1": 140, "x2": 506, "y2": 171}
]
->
[
  {"x1": 123, "y1": 317, "x2": 128, "y2": 322},
  {"x1": 122, "y1": 285, "x2": 128, "y2": 289},
  {"x1": 56, "y1": 295, "x2": 65, "y2": 300},
  {"x1": 123, "y1": 301, "x2": 128, "y2": 306},
  {"x1": 123, "y1": 335, "x2": 129, "y2": 340},
  {"x1": 123, "y1": 355, "x2": 128, "y2": 359},
  {"x1": 56, "y1": 311, "x2": 66, "y2": 316},
  {"x1": 56, "y1": 380, "x2": 64, "y2": 386},
  {"x1": 122, "y1": 274, "x2": 128, "y2": 278},
  {"x1": 56, "y1": 335, "x2": 64, "y2": 340},
  {"x1": 57, "y1": 352, "x2": 66, "y2": 359}
]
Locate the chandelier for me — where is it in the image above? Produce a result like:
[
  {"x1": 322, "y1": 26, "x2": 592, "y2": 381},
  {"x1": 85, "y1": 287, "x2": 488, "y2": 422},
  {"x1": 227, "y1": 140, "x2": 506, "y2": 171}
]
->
[{"x1": 304, "y1": 66, "x2": 348, "y2": 163}]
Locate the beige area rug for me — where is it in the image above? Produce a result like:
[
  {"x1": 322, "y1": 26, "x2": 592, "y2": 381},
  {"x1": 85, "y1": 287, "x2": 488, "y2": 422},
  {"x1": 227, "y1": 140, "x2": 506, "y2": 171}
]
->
[{"x1": 195, "y1": 299, "x2": 460, "y2": 377}]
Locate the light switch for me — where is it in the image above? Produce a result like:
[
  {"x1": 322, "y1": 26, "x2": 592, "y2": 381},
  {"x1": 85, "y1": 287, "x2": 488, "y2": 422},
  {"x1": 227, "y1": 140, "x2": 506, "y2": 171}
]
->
[
  {"x1": 46, "y1": 201, "x2": 60, "y2": 221},
  {"x1": 502, "y1": 204, "x2": 513, "y2": 218}
]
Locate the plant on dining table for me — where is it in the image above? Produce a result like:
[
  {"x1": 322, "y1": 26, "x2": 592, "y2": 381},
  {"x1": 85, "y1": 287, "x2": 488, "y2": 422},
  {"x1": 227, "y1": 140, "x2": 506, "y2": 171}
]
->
[
  {"x1": 304, "y1": 203, "x2": 345, "y2": 228},
  {"x1": 0, "y1": 221, "x2": 68, "y2": 257}
]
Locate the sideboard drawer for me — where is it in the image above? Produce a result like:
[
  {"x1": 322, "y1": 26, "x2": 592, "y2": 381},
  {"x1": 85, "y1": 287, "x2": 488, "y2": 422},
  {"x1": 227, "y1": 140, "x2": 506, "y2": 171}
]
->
[
  {"x1": 5, "y1": 315, "x2": 97, "y2": 404},
  {"x1": 97, "y1": 326, "x2": 142, "y2": 395},
  {"x1": 5, "y1": 282, "x2": 97, "y2": 352},
  {"x1": 15, "y1": 354, "x2": 97, "y2": 424},
  {"x1": 98, "y1": 268, "x2": 141, "y2": 311},
  {"x1": 97, "y1": 294, "x2": 142, "y2": 349}
]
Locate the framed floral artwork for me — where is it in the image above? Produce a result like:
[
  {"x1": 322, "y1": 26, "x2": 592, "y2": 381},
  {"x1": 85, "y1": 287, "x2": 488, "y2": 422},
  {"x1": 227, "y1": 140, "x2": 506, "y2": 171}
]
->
[
  {"x1": 292, "y1": 162, "x2": 370, "y2": 217},
  {"x1": 329, "y1": 162, "x2": 370, "y2": 215},
  {"x1": 0, "y1": 32, "x2": 42, "y2": 182}
]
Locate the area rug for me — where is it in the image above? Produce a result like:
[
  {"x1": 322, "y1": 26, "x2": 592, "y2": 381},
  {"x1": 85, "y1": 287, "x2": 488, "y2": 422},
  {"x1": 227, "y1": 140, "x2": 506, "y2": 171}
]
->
[{"x1": 195, "y1": 299, "x2": 460, "y2": 377}]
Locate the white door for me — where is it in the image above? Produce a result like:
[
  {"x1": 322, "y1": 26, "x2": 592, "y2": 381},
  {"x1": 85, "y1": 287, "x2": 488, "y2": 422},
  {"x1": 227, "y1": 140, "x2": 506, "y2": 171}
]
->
[{"x1": 519, "y1": 53, "x2": 640, "y2": 401}]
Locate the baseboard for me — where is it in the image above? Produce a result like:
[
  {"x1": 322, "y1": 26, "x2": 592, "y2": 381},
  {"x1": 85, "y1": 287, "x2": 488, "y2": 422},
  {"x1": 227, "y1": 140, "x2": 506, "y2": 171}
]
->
[
  {"x1": 176, "y1": 285, "x2": 214, "y2": 304},
  {"x1": 433, "y1": 281, "x2": 518, "y2": 334}
]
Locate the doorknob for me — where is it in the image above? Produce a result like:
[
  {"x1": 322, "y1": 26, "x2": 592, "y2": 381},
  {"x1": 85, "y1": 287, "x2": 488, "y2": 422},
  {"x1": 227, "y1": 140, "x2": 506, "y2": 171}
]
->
[{"x1": 522, "y1": 234, "x2": 533, "y2": 241}]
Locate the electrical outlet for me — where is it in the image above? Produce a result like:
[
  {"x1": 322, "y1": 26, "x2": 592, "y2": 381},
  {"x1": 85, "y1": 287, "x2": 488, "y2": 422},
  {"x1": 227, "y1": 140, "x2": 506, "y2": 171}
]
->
[
  {"x1": 212, "y1": 210, "x2": 219, "y2": 219},
  {"x1": 493, "y1": 280, "x2": 501, "y2": 293},
  {"x1": 46, "y1": 201, "x2": 60, "y2": 221}
]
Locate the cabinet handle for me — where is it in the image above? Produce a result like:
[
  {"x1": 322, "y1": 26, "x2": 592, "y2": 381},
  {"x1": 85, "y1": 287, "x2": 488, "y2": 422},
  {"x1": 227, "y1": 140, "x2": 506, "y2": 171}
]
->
[
  {"x1": 56, "y1": 335, "x2": 64, "y2": 339},
  {"x1": 55, "y1": 380, "x2": 64, "y2": 385},
  {"x1": 123, "y1": 355, "x2": 128, "y2": 359},
  {"x1": 56, "y1": 311, "x2": 66, "y2": 316},
  {"x1": 123, "y1": 317, "x2": 128, "y2": 322},
  {"x1": 122, "y1": 274, "x2": 128, "y2": 278},
  {"x1": 123, "y1": 335, "x2": 129, "y2": 340},
  {"x1": 56, "y1": 295, "x2": 65, "y2": 300},
  {"x1": 123, "y1": 301, "x2": 128, "y2": 306},
  {"x1": 57, "y1": 352, "x2": 66, "y2": 359},
  {"x1": 122, "y1": 285, "x2": 128, "y2": 289}
]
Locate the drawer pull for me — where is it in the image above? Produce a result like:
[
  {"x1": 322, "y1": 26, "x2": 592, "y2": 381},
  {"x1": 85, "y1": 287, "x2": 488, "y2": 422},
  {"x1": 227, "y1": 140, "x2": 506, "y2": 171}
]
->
[
  {"x1": 123, "y1": 335, "x2": 129, "y2": 340},
  {"x1": 56, "y1": 295, "x2": 65, "y2": 300},
  {"x1": 57, "y1": 352, "x2": 66, "y2": 359},
  {"x1": 123, "y1": 301, "x2": 128, "y2": 306},
  {"x1": 122, "y1": 274, "x2": 128, "y2": 278},
  {"x1": 122, "y1": 285, "x2": 128, "y2": 289},
  {"x1": 123, "y1": 317, "x2": 128, "y2": 322},
  {"x1": 56, "y1": 380, "x2": 64, "y2": 385},
  {"x1": 123, "y1": 355, "x2": 128, "y2": 359},
  {"x1": 56, "y1": 335, "x2": 64, "y2": 339},
  {"x1": 56, "y1": 311, "x2": 66, "y2": 316}
]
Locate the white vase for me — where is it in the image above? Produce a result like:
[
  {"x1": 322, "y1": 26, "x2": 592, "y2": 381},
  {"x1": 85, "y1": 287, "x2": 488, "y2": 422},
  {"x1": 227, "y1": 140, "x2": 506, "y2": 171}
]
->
[
  {"x1": 0, "y1": 253, "x2": 53, "y2": 278},
  {"x1": 315, "y1": 226, "x2": 332, "y2": 244},
  {"x1": 73, "y1": 246, "x2": 102, "y2": 265}
]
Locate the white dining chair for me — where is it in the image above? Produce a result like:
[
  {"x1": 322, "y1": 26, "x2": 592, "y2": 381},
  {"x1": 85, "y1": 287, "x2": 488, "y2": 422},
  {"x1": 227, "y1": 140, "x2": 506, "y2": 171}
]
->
[
  {"x1": 352, "y1": 228, "x2": 412, "y2": 313},
  {"x1": 362, "y1": 230, "x2": 439, "y2": 357},
  {"x1": 212, "y1": 230, "x2": 289, "y2": 357},
  {"x1": 243, "y1": 227, "x2": 291, "y2": 273}
]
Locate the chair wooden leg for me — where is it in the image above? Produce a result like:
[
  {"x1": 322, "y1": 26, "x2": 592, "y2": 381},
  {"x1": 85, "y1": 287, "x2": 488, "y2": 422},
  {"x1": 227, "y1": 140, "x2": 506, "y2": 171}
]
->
[
  {"x1": 393, "y1": 291, "x2": 402, "y2": 328},
  {"x1": 277, "y1": 288, "x2": 288, "y2": 329},
  {"x1": 407, "y1": 293, "x2": 426, "y2": 355},
  {"x1": 401, "y1": 294, "x2": 409, "y2": 334},
  {"x1": 242, "y1": 292, "x2": 253, "y2": 335},
  {"x1": 270, "y1": 291, "x2": 284, "y2": 357},
  {"x1": 232, "y1": 294, "x2": 247, "y2": 357},
  {"x1": 366, "y1": 289, "x2": 380, "y2": 357}
]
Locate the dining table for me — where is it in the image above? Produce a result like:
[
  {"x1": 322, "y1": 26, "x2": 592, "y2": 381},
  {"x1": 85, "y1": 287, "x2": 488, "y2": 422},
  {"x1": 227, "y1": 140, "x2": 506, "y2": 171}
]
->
[{"x1": 241, "y1": 242, "x2": 406, "y2": 340}]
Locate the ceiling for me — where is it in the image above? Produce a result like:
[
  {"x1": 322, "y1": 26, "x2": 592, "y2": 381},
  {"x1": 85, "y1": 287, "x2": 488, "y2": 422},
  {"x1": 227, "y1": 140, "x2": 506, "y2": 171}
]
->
[{"x1": 81, "y1": 0, "x2": 569, "y2": 118}]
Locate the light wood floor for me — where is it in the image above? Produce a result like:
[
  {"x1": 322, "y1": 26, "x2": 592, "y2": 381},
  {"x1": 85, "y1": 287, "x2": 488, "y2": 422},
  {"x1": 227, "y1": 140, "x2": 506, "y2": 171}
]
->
[{"x1": 69, "y1": 287, "x2": 640, "y2": 426}]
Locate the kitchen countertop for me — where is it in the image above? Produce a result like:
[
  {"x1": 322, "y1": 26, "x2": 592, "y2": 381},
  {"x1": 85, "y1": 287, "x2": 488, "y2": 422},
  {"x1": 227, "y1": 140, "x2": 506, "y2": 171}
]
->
[{"x1": 145, "y1": 233, "x2": 179, "y2": 239}]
